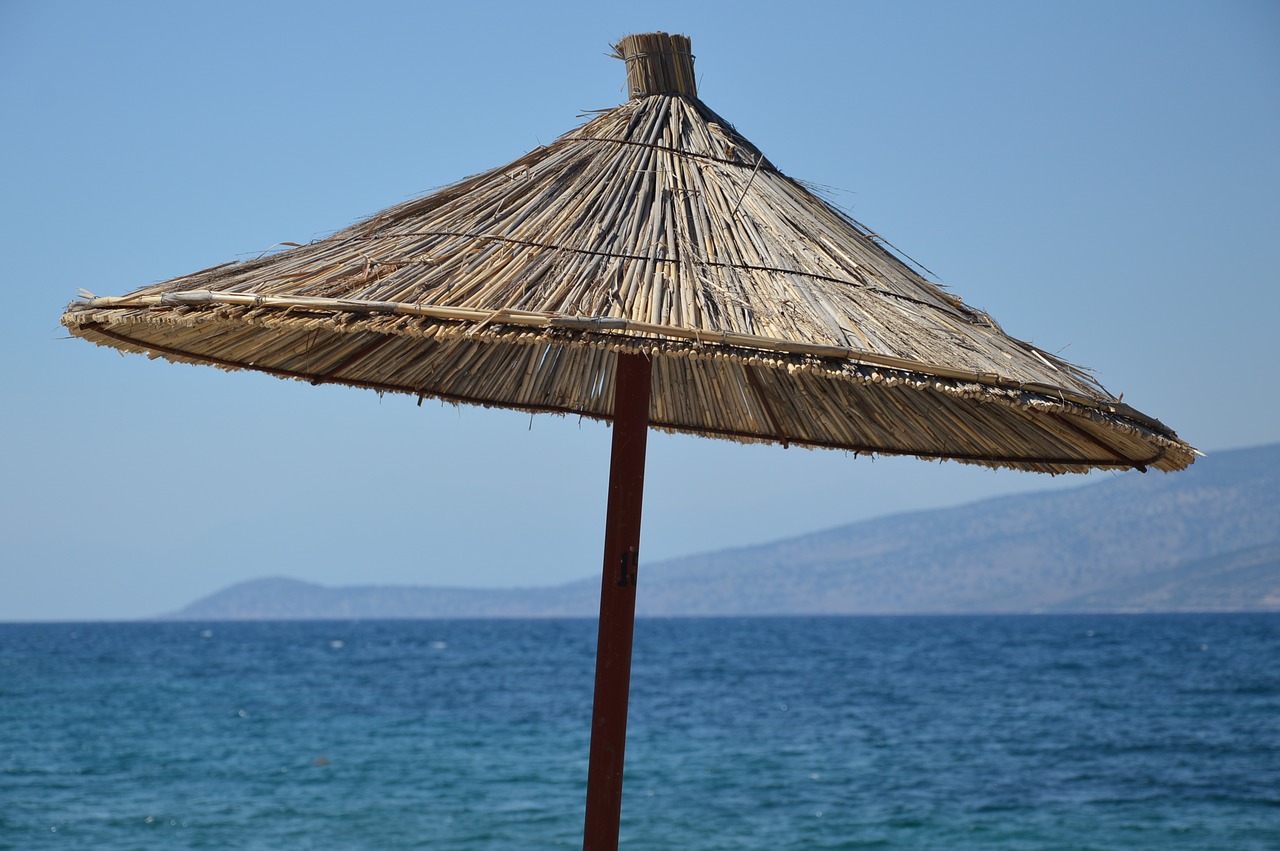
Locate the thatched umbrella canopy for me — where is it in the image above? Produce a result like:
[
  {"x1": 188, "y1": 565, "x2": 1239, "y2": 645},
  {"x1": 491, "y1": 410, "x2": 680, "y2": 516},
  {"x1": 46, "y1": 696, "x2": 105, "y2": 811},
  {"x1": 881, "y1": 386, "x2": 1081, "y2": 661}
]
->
[
  {"x1": 65, "y1": 35, "x2": 1190, "y2": 475},
  {"x1": 62, "y1": 32, "x2": 1194, "y2": 850}
]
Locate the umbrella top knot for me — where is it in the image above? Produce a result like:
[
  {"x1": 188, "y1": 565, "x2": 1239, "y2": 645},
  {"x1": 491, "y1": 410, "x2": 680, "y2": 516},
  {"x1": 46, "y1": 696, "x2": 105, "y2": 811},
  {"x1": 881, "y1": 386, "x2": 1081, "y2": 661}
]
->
[{"x1": 615, "y1": 32, "x2": 696, "y2": 99}]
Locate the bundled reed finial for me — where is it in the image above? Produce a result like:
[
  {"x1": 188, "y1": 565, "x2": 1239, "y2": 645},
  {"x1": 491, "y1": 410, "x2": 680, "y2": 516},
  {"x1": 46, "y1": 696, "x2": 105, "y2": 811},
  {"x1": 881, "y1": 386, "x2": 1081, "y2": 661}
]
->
[{"x1": 615, "y1": 32, "x2": 696, "y2": 99}]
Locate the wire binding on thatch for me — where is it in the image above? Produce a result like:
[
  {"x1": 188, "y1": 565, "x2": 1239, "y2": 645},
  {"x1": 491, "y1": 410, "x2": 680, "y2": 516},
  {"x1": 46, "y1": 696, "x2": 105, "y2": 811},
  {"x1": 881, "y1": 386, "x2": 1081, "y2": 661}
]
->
[{"x1": 61, "y1": 32, "x2": 1195, "y2": 475}]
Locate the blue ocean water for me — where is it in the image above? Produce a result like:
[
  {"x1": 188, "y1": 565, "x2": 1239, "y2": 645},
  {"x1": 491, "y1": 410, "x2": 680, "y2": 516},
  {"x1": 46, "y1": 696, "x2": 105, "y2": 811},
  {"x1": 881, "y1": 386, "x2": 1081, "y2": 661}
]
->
[{"x1": 2, "y1": 615, "x2": 1277, "y2": 849}]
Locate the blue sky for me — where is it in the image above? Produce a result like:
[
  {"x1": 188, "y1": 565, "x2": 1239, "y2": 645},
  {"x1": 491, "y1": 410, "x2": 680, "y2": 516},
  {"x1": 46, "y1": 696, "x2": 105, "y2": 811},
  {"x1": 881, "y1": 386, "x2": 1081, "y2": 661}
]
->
[{"x1": 3, "y1": 0, "x2": 1278, "y2": 620}]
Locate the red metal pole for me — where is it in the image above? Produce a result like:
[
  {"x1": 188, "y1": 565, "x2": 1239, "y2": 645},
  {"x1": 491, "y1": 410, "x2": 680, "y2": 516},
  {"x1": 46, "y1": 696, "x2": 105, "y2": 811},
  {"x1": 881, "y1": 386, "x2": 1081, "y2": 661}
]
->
[{"x1": 583, "y1": 351, "x2": 652, "y2": 851}]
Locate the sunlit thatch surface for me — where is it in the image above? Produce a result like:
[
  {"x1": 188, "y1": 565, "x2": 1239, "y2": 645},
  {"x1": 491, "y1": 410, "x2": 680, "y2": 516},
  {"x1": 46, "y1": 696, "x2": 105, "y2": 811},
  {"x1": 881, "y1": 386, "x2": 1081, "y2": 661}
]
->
[{"x1": 63, "y1": 33, "x2": 1193, "y2": 474}]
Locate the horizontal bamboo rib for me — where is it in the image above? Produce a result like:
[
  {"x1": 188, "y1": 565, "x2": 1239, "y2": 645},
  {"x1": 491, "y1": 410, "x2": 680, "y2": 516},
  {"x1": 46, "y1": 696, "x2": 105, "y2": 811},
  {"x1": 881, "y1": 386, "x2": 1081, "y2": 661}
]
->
[
  {"x1": 555, "y1": 135, "x2": 768, "y2": 169},
  {"x1": 348, "y1": 227, "x2": 957, "y2": 319}
]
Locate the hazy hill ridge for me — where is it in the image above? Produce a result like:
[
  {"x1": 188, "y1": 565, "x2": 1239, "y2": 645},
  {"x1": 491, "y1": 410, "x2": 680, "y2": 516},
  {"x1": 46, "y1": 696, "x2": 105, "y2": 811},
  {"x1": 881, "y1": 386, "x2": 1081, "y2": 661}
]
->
[{"x1": 168, "y1": 443, "x2": 1280, "y2": 619}]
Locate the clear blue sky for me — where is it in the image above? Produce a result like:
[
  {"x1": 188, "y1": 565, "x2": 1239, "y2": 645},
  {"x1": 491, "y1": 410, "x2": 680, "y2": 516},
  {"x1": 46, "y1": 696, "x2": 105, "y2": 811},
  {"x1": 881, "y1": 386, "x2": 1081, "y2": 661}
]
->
[{"x1": 3, "y1": 1, "x2": 1277, "y2": 621}]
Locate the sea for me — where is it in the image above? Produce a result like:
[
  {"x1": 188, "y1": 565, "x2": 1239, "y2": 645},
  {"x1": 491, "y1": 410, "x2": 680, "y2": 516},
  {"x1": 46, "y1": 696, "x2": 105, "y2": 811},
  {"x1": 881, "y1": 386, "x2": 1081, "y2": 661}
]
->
[{"x1": 2, "y1": 614, "x2": 1277, "y2": 849}]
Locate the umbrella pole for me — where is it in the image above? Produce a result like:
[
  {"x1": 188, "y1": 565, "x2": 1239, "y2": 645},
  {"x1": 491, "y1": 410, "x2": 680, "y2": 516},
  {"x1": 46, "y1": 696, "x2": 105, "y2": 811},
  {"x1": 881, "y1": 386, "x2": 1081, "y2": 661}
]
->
[{"x1": 583, "y1": 351, "x2": 652, "y2": 851}]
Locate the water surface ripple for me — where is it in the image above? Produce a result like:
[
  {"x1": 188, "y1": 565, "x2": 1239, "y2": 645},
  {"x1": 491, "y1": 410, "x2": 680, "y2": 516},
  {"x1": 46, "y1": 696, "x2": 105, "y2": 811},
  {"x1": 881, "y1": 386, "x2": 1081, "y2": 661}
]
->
[{"x1": 2, "y1": 614, "x2": 1277, "y2": 848}]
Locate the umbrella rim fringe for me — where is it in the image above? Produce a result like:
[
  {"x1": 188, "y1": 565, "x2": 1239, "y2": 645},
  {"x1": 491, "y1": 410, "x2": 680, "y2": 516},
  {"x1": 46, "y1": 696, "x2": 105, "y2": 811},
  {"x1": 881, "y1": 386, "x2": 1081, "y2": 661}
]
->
[
  {"x1": 63, "y1": 295, "x2": 1165, "y2": 430},
  {"x1": 63, "y1": 311, "x2": 1195, "y2": 473}
]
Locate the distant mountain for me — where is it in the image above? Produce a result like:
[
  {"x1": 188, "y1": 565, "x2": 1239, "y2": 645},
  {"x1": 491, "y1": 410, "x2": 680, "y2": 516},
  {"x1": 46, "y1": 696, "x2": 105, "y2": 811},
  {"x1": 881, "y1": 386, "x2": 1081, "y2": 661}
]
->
[
  {"x1": 1050, "y1": 542, "x2": 1280, "y2": 613},
  {"x1": 166, "y1": 443, "x2": 1280, "y2": 619},
  {"x1": 174, "y1": 576, "x2": 598, "y2": 620}
]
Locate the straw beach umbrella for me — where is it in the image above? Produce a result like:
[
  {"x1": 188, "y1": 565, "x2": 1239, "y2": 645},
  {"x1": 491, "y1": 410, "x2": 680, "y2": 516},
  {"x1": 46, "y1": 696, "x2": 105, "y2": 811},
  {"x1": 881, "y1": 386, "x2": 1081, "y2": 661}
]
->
[{"x1": 63, "y1": 32, "x2": 1194, "y2": 849}]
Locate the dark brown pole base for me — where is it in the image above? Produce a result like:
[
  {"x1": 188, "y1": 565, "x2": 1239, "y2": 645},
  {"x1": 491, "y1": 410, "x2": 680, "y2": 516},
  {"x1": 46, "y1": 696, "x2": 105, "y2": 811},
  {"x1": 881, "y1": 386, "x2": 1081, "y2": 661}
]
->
[{"x1": 582, "y1": 352, "x2": 652, "y2": 851}]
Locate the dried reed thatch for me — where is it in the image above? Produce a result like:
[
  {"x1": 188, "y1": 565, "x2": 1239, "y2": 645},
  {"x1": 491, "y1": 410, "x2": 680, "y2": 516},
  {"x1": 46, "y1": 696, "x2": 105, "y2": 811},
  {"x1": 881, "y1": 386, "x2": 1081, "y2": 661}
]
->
[{"x1": 62, "y1": 32, "x2": 1193, "y2": 474}]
